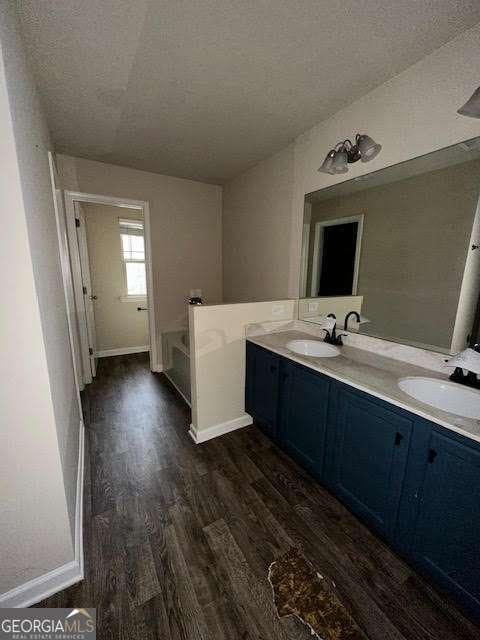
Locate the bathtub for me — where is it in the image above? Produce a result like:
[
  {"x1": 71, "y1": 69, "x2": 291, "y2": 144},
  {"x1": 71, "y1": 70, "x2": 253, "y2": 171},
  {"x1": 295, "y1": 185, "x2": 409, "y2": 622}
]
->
[{"x1": 161, "y1": 329, "x2": 191, "y2": 405}]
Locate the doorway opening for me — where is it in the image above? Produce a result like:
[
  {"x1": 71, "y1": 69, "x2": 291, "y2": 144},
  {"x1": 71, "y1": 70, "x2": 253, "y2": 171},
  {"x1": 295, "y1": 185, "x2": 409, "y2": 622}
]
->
[
  {"x1": 64, "y1": 192, "x2": 157, "y2": 387},
  {"x1": 310, "y1": 215, "x2": 364, "y2": 297}
]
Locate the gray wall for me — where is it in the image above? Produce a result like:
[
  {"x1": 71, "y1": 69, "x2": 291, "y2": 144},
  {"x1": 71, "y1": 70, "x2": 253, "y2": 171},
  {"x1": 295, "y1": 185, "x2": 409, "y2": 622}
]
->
[
  {"x1": 0, "y1": 3, "x2": 74, "y2": 595},
  {"x1": 58, "y1": 154, "x2": 223, "y2": 368},
  {"x1": 218, "y1": 27, "x2": 480, "y2": 305},
  {"x1": 0, "y1": 2, "x2": 80, "y2": 540},
  {"x1": 222, "y1": 145, "x2": 295, "y2": 302},
  {"x1": 308, "y1": 159, "x2": 480, "y2": 349}
]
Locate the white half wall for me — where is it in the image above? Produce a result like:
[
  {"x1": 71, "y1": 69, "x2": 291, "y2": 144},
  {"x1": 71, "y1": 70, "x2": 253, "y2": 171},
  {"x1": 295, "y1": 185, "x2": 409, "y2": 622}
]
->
[{"x1": 189, "y1": 300, "x2": 297, "y2": 442}]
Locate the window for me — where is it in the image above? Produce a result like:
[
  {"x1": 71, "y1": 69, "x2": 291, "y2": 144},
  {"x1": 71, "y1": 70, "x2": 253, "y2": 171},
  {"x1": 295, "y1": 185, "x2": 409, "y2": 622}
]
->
[{"x1": 119, "y1": 218, "x2": 147, "y2": 297}]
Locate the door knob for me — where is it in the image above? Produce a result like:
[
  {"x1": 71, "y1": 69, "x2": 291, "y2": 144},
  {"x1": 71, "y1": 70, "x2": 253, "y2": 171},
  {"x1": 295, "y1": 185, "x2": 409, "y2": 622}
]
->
[{"x1": 90, "y1": 295, "x2": 98, "y2": 300}]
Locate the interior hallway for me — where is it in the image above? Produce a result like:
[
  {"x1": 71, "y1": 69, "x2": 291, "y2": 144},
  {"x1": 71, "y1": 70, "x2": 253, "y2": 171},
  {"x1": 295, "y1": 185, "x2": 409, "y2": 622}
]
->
[{"x1": 35, "y1": 353, "x2": 480, "y2": 640}]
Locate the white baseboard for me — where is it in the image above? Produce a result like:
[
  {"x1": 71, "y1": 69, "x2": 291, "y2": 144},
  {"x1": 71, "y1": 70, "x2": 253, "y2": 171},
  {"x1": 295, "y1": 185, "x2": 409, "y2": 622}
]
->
[
  {"x1": 0, "y1": 420, "x2": 85, "y2": 608},
  {"x1": 151, "y1": 362, "x2": 163, "y2": 373},
  {"x1": 75, "y1": 419, "x2": 85, "y2": 579},
  {"x1": 189, "y1": 413, "x2": 252, "y2": 444},
  {"x1": 96, "y1": 345, "x2": 149, "y2": 357},
  {"x1": 0, "y1": 560, "x2": 83, "y2": 609}
]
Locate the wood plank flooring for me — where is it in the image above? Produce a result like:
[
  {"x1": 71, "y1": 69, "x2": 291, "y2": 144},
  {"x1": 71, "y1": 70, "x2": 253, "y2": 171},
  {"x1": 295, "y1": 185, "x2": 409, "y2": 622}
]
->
[{"x1": 35, "y1": 353, "x2": 480, "y2": 639}]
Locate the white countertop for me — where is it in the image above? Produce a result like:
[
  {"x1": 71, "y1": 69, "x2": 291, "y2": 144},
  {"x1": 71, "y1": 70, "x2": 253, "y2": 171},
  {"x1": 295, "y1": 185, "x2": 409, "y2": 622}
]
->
[{"x1": 247, "y1": 330, "x2": 480, "y2": 444}]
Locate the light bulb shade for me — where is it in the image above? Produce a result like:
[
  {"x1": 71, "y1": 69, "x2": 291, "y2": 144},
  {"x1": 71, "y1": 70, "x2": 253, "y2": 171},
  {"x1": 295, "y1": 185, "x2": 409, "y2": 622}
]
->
[
  {"x1": 318, "y1": 149, "x2": 336, "y2": 174},
  {"x1": 332, "y1": 148, "x2": 348, "y2": 173},
  {"x1": 357, "y1": 134, "x2": 382, "y2": 162},
  {"x1": 458, "y1": 87, "x2": 480, "y2": 119}
]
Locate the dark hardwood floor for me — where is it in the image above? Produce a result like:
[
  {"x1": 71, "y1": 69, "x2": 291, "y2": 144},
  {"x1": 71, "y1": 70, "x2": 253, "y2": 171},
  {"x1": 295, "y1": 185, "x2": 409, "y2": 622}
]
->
[{"x1": 36, "y1": 353, "x2": 480, "y2": 639}]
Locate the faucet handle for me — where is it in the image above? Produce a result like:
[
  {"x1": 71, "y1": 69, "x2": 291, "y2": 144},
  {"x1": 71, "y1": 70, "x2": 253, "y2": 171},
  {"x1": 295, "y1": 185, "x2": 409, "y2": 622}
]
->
[
  {"x1": 448, "y1": 348, "x2": 480, "y2": 376},
  {"x1": 449, "y1": 367, "x2": 465, "y2": 383},
  {"x1": 321, "y1": 328, "x2": 331, "y2": 342},
  {"x1": 336, "y1": 333, "x2": 348, "y2": 346}
]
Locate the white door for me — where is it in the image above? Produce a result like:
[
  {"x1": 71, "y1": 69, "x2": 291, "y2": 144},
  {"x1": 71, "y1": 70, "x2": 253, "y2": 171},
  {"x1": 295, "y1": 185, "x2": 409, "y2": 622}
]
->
[{"x1": 75, "y1": 203, "x2": 97, "y2": 378}]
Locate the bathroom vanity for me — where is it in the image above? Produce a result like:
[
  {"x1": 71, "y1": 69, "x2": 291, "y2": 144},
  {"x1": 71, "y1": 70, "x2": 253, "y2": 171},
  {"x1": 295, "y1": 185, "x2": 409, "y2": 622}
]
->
[
  {"x1": 242, "y1": 136, "x2": 480, "y2": 620},
  {"x1": 245, "y1": 332, "x2": 480, "y2": 621}
]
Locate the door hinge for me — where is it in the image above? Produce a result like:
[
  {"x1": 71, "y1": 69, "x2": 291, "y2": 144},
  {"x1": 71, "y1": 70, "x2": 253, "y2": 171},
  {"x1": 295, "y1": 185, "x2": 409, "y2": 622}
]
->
[
  {"x1": 83, "y1": 286, "x2": 87, "y2": 295},
  {"x1": 89, "y1": 347, "x2": 93, "y2": 356},
  {"x1": 75, "y1": 218, "x2": 80, "y2": 227}
]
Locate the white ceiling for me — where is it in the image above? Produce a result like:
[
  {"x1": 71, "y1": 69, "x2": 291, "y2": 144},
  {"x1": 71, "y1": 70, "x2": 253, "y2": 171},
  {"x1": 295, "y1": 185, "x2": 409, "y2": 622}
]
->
[{"x1": 17, "y1": 1, "x2": 480, "y2": 184}]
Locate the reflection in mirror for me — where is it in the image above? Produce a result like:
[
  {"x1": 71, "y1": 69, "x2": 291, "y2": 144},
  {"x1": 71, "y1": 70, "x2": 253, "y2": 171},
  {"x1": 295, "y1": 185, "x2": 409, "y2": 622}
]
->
[{"x1": 299, "y1": 138, "x2": 480, "y2": 354}]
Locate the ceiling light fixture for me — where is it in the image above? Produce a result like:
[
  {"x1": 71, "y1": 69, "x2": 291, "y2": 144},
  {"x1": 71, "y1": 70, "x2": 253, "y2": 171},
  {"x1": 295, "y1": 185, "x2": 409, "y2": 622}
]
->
[
  {"x1": 318, "y1": 133, "x2": 382, "y2": 175},
  {"x1": 458, "y1": 87, "x2": 480, "y2": 119}
]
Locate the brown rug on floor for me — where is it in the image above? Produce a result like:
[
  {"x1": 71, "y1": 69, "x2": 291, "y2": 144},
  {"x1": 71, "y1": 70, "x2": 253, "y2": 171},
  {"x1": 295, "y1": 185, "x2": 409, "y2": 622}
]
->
[{"x1": 268, "y1": 548, "x2": 367, "y2": 640}]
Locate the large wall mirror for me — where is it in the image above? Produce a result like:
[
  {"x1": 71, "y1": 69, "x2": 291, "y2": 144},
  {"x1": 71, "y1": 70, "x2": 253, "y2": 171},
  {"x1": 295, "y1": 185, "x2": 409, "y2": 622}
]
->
[{"x1": 299, "y1": 137, "x2": 480, "y2": 354}]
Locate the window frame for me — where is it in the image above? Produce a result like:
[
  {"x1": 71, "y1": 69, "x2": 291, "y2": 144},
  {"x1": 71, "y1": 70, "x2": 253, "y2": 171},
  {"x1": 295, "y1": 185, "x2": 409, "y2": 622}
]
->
[{"x1": 119, "y1": 218, "x2": 147, "y2": 301}]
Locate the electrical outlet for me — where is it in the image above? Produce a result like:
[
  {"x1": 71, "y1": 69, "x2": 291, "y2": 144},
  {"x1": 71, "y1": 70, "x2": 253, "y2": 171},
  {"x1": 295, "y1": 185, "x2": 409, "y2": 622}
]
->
[{"x1": 308, "y1": 302, "x2": 319, "y2": 312}]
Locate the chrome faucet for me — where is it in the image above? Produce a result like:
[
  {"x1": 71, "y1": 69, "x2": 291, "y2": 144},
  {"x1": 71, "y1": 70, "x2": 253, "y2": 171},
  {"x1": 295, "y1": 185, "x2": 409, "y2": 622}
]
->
[
  {"x1": 322, "y1": 313, "x2": 348, "y2": 346},
  {"x1": 344, "y1": 310, "x2": 360, "y2": 332}
]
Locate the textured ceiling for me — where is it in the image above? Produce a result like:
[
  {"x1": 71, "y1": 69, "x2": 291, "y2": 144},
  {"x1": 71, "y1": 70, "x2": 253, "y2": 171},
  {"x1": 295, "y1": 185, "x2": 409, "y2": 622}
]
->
[{"x1": 17, "y1": 1, "x2": 480, "y2": 184}]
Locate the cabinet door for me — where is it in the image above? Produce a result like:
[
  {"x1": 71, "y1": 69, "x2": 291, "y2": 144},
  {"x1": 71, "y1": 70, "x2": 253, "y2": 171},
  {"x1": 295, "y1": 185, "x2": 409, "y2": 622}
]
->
[
  {"x1": 330, "y1": 385, "x2": 412, "y2": 539},
  {"x1": 279, "y1": 361, "x2": 329, "y2": 479},
  {"x1": 245, "y1": 342, "x2": 280, "y2": 439},
  {"x1": 409, "y1": 430, "x2": 480, "y2": 617}
]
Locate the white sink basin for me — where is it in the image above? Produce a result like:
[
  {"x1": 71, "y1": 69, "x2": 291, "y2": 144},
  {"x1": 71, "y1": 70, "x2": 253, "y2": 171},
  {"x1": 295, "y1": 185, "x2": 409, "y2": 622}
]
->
[
  {"x1": 398, "y1": 377, "x2": 480, "y2": 419},
  {"x1": 286, "y1": 339, "x2": 340, "y2": 358}
]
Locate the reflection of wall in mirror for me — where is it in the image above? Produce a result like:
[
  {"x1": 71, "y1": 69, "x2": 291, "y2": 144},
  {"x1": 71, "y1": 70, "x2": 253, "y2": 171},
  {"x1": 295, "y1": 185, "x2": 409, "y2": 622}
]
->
[
  {"x1": 298, "y1": 296, "x2": 363, "y2": 330},
  {"x1": 304, "y1": 158, "x2": 480, "y2": 351}
]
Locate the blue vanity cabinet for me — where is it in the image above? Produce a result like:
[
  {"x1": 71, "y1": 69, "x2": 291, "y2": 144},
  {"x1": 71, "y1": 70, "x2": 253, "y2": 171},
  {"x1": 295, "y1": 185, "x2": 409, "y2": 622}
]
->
[
  {"x1": 245, "y1": 342, "x2": 280, "y2": 439},
  {"x1": 327, "y1": 382, "x2": 413, "y2": 541},
  {"x1": 406, "y1": 428, "x2": 480, "y2": 618},
  {"x1": 278, "y1": 360, "x2": 330, "y2": 479},
  {"x1": 245, "y1": 342, "x2": 480, "y2": 619}
]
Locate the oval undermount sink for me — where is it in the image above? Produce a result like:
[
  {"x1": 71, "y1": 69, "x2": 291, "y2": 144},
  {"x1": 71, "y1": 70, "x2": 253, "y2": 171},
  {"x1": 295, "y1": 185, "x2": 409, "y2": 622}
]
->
[
  {"x1": 286, "y1": 339, "x2": 340, "y2": 358},
  {"x1": 398, "y1": 377, "x2": 480, "y2": 419}
]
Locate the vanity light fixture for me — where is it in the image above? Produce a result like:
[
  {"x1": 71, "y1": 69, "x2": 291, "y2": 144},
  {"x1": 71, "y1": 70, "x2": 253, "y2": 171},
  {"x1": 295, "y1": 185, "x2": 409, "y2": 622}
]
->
[
  {"x1": 458, "y1": 86, "x2": 480, "y2": 119},
  {"x1": 318, "y1": 133, "x2": 382, "y2": 175}
]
